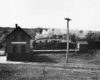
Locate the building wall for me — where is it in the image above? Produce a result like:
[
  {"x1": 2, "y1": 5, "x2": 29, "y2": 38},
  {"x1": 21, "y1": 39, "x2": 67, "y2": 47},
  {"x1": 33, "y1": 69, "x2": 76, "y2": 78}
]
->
[
  {"x1": 6, "y1": 35, "x2": 12, "y2": 53},
  {"x1": 6, "y1": 29, "x2": 30, "y2": 54}
]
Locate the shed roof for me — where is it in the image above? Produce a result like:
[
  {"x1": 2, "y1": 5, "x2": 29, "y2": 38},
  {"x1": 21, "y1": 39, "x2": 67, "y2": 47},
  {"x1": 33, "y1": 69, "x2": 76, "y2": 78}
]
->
[{"x1": 6, "y1": 26, "x2": 32, "y2": 39}]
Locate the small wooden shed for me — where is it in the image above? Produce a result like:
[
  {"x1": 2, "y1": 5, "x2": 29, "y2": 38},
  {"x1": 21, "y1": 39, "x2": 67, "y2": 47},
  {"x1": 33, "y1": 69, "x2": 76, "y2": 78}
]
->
[
  {"x1": 6, "y1": 24, "x2": 32, "y2": 61},
  {"x1": 77, "y1": 41, "x2": 88, "y2": 51}
]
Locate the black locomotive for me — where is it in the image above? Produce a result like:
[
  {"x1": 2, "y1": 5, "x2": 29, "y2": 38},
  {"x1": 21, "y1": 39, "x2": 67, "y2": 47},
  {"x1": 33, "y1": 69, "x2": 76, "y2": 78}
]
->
[{"x1": 32, "y1": 39, "x2": 76, "y2": 50}]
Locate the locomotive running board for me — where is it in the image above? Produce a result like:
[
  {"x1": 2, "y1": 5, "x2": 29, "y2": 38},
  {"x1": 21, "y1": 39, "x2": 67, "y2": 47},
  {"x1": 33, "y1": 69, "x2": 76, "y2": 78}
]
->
[{"x1": 32, "y1": 49, "x2": 77, "y2": 53}]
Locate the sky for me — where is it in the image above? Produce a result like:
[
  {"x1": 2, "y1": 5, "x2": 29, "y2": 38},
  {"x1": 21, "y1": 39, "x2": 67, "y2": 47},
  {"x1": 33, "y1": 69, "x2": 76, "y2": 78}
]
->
[{"x1": 0, "y1": 0, "x2": 100, "y2": 31}]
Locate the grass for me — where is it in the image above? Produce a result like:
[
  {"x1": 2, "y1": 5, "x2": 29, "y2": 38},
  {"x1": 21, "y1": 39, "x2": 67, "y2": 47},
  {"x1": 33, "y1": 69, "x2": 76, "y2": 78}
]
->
[
  {"x1": 0, "y1": 63, "x2": 100, "y2": 80},
  {"x1": 31, "y1": 50, "x2": 100, "y2": 65},
  {"x1": 1, "y1": 50, "x2": 100, "y2": 79}
]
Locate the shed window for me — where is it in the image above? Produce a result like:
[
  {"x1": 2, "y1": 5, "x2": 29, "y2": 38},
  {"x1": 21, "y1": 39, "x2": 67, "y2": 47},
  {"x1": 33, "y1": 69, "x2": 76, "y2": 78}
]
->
[
  {"x1": 12, "y1": 34, "x2": 17, "y2": 41},
  {"x1": 21, "y1": 34, "x2": 25, "y2": 41},
  {"x1": 13, "y1": 45, "x2": 17, "y2": 53},
  {"x1": 45, "y1": 40, "x2": 47, "y2": 43},
  {"x1": 40, "y1": 41, "x2": 42, "y2": 43},
  {"x1": 21, "y1": 45, "x2": 26, "y2": 53}
]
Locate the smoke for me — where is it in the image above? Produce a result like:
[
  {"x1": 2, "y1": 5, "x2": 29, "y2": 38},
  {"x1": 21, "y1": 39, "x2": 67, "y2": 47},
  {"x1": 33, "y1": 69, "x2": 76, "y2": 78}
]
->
[
  {"x1": 77, "y1": 30, "x2": 88, "y2": 39},
  {"x1": 35, "y1": 28, "x2": 67, "y2": 39},
  {"x1": 54, "y1": 29, "x2": 66, "y2": 35},
  {"x1": 35, "y1": 28, "x2": 89, "y2": 40}
]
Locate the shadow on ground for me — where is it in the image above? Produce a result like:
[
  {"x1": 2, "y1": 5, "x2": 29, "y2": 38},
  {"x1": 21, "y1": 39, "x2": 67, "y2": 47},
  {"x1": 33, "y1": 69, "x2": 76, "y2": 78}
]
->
[
  {"x1": 30, "y1": 54, "x2": 56, "y2": 63},
  {"x1": 7, "y1": 54, "x2": 57, "y2": 63}
]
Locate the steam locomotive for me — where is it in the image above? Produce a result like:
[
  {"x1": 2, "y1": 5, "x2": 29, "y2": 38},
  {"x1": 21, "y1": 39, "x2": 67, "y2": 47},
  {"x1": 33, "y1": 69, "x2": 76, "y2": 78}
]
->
[{"x1": 32, "y1": 39, "x2": 76, "y2": 50}]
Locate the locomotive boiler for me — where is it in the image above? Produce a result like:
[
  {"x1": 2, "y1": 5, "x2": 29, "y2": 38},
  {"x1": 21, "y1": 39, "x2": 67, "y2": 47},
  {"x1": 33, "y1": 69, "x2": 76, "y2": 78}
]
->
[{"x1": 32, "y1": 39, "x2": 76, "y2": 50}]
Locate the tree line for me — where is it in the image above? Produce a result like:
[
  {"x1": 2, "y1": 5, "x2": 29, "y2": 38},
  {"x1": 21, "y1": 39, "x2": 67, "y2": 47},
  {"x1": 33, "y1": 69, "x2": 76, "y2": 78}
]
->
[{"x1": 0, "y1": 27, "x2": 100, "y2": 42}]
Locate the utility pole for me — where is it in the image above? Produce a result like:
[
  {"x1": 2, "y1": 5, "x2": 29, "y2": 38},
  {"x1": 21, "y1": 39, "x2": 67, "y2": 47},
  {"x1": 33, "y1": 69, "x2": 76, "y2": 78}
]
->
[
  {"x1": 65, "y1": 18, "x2": 71, "y2": 63},
  {"x1": 76, "y1": 29, "x2": 78, "y2": 54}
]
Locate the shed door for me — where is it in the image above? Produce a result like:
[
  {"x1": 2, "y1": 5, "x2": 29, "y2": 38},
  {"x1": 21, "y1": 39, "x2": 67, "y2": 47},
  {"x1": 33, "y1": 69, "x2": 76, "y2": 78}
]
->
[
  {"x1": 21, "y1": 45, "x2": 26, "y2": 53},
  {"x1": 13, "y1": 45, "x2": 17, "y2": 53}
]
